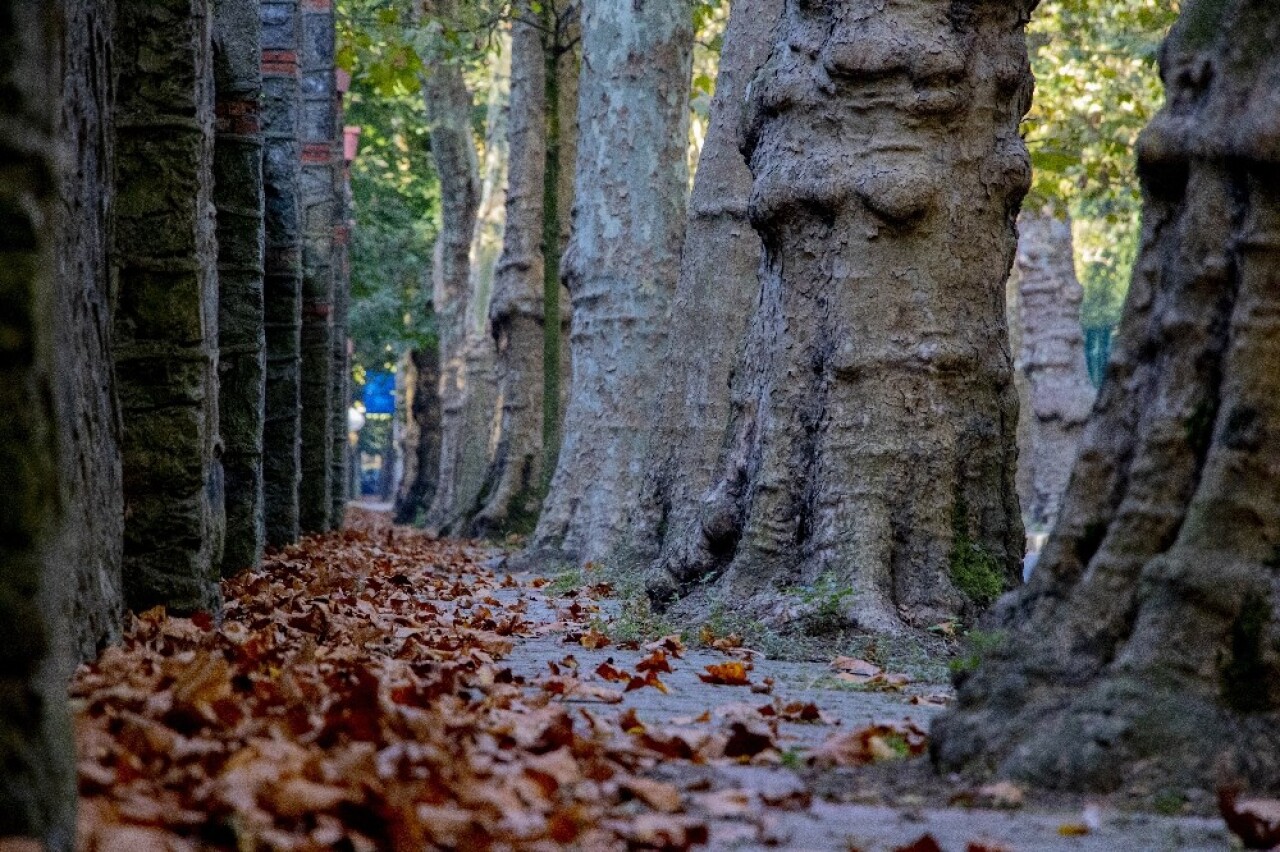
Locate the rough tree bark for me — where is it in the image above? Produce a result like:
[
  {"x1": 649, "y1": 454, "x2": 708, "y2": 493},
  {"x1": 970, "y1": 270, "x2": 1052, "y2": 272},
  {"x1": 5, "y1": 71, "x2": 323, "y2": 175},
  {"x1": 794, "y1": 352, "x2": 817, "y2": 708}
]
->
[
  {"x1": 653, "y1": 0, "x2": 1035, "y2": 633},
  {"x1": 542, "y1": 4, "x2": 578, "y2": 490},
  {"x1": 417, "y1": 0, "x2": 482, "y2": 534},
  {"x1": 933, "y1": 1, "x2": 1280, "y2": 793},
  {"x1": 1012, "y1": 208, "x2": 1095, "y2": 530},
  {"x1": 56, "y1": 0, "x2": 125, "y2": 656},
  {"x1": 113, "y1": 0, "x2": 224, "y2": 613},
  {"x1": 260, "y1": 0, "x2": 304, "y2": 547},
  {"x1": 530, "y1": 0, "x2": 694, "y2": 566},
  {"x1": 431, "y1": 36, "x2": 508, "y2": 536},
  {"x1": 0, "y1": 5, "x2": 76, "y2": 845},
  {"x1": 298, "y1": 0, "x2": 336, "y2": 534},
  {"x1": 214, "y1": 0, "x2": 268, "y2": 573},
  {"x1": 393, "y1": 344, "x2": 442, "y2": 523},
  {"x1": 469, "y1": 1, "x2": 578, "y2": 538},
  {"x1": 632, "y1": 0, "x2": 783, "y2": 580}
]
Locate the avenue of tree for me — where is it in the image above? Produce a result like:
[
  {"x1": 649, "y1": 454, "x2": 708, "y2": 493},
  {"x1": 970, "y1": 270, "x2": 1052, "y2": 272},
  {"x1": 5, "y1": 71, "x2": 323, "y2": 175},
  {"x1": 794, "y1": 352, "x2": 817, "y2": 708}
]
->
[{"x1": 8, "y1": 0, "x2": 1280, "y2": 848}]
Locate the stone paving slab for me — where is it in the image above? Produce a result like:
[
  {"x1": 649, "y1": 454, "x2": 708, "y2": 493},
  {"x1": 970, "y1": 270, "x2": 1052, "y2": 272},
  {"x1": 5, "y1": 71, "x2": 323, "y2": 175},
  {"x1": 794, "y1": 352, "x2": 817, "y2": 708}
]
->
[{"x1": 467, "y1": 559, "x2": 1237, "y2": 850}]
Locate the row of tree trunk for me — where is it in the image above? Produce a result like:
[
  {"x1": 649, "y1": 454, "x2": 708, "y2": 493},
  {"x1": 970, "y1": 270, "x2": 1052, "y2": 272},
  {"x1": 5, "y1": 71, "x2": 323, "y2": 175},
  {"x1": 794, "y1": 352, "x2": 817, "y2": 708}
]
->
[
  {"x1": 0, "y1": 0, "x2": 352, "y2": 842},
  {"x1": 402, "y1": 0, "x2": 1048, "y2": 634},
  {"x1": 394, "y1": 3, "x2": 1280, "y2": 800}
]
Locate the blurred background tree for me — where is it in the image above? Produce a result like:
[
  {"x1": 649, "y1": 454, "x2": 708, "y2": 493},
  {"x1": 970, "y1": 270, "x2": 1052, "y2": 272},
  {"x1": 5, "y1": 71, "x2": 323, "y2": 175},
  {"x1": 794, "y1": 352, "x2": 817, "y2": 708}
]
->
[{"x1": 1025, "y1": 0, "x2": 1179, "y2": 376}]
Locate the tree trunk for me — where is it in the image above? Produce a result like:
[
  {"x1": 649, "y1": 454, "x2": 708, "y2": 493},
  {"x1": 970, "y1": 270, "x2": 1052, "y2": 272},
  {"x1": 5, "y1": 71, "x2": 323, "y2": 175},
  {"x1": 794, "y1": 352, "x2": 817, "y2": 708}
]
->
[
  {"x1": 298, "y1": 0, "x2": 336, "y2": 534},
  {"x1": 114, "y1": 0, "x2": 224, "y2": 614},
  {"x1": 933, "y1": 1, "x2": 1280, "y2": 794},
  {"x1": 656, "y1": 0, "x2": 1035, "y2": 633},
  {"x1": 214, "y1": 0, "x2": 267, "y2": 573},
  {"x1": 0, "y1": 4, "x2": 76, "y2": 844},
  {"x1": 55, "y1": 0, "x2": 125, "y2": 657},
  {"x1": 470, "y1": 1, "x2": 578, "y2": 539},
  {"x1": 430, "y1": 35, "x2": 508, "y2": 536},
  {"x1": 261, "y1": 0, "x2": 304, "y2": 548},
  {"x1": 530, "y1": 0, "x2": 694, "y2": 566},
  {"x1": 393, "y1": 345, "x2": 442, "y2": 524},
  {"x1": 1012, "y1": 209, "x2": 1095, "y2": 530},
  {"x1": 418, "y1": 0, "x2": 482, "y2": 532},
  {"x1": 542, "y1": 1, "x2": 579, "y2": 494},
  {"x1": 636, "y1": 0, "x2": 783, "y2": 593}
]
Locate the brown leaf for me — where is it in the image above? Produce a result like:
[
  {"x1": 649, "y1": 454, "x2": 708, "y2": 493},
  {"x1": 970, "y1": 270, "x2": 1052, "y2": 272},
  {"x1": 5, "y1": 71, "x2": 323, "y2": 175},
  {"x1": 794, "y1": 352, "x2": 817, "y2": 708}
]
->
[
  {"x1": 636, "y1": 649, "x2": 673, "y2": 674},
  {"x1": 620, "y1": 777, "x2": 684, "y2": 813},
  {"x1": 808, "y1": 721, "x2": 929, "y2": 768},
  {"x1": 595, "y1": 660, "x2": 630, "y2": 683},
  {"x1": 269, "y1": 777, "x2": 352, "y2": 817},
  {"x1": 618, "y1": 707, "x2": 646, "y2": 734},
  {"x1": 644, "y1": 634, "x2": 686, "y2": 659},
  {"x1": 830, "y1": 656, "x2": 880, "y2": 677},
  {"x1": 578, "y1": 628, "x2": 611, "y2": 650},
  {"x1": 893, "y1": 835, "x2": 943, "y2": 852},
  {"x1": 698, "y1": 662, "x2": 752, "y2": 686},
  {"x1": 723, "y1": 720, "x2": 777, "y2": 759},
  {"x1": 1220, "y1": 787, "x2": 1280, "y2": 849},
  {"x1": 625, "y1": 670, "x2": 670, "y2": 694}
]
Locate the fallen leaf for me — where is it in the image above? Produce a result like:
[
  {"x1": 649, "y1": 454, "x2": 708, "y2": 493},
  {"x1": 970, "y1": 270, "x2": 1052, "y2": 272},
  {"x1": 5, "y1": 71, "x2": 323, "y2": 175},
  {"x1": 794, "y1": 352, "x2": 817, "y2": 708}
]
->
[
  {"x1": 637, "y1": 649, "x2": 673, "y2": 674},
  {"x1": 975, "y1": 781, "x2": 1024, "y2": 809},
  {"x1": 893, "y1": 835, "x2": 943, "y2": 852},
  {"x1": 698, "y1": 662, "x2": 752, "y2": 686},
  {"x1": 831, "y1": 657, "x2": 881, "y2": 677},
  {"x1": 625, "y1": 669, "x2": 670, "y2": 694},
  {"x1": 620, "y1": 777, "x2": 683, "y2": 813},
  {"x1": 644, "y1": 634, "x2": 686, "y2": 659},
  {"x1": 808, "y1": 721, "x2": 929, "y2": 768},
  {"x1": 578, "y1": 628, "x2": 611, "y2": 650}
]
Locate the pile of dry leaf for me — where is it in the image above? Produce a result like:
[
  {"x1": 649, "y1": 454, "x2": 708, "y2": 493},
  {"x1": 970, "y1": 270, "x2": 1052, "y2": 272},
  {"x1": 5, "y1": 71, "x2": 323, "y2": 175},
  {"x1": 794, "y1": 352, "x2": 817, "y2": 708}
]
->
[{"x1": 72, "y1": 512, "x2": 939, "y2": 850}]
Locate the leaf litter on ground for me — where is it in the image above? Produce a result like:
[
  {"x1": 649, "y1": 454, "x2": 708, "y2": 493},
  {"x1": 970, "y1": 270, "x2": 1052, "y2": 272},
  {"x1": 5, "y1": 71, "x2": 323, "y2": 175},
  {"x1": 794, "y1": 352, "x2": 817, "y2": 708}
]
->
[{"x1": 71, "y1": 508, "x2": 1024, "y2": 850}]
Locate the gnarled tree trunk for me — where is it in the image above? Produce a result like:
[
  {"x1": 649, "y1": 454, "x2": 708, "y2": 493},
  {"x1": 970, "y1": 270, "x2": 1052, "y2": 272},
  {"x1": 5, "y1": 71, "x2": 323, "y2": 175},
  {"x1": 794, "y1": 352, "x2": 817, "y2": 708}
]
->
[
  {"x1": 934, "y1": 1, "x2": 1280, "y2": 794},
  {"x1": 114, "y1": 0, "x2": 224, "y2": 613},
  {"x1": 656, "y1": 0, "x2": 1035, "y2": 633},
  {"x1": 635, "y1": 0, "x2": 783, "y2": 590},
  {"x1": 214, "y1": 0, "x2": 267, "y2": 573},
  {"x1": 470, "y1": 0, "x2": 578, "y2": 539},
  {"x1": 530, "y1": 0, "x2": 694, "y2": 566},
  {"x1": 0, "y1": 4, "x2": 76, "y2": 844},
  {"x1": 1012, "y1": 208, "x2": 1095, "y2": 530}
]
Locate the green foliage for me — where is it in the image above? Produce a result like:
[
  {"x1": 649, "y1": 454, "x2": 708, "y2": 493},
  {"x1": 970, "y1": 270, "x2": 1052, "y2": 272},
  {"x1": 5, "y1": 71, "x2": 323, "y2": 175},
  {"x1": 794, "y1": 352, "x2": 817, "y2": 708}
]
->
[
  {"x1": 1027, "y1": 0, "x2": 1179, "y2": 330},
  {"x1": 948, "y1": 629, "x2": 1007, "y2": 679},
  {"x1": 338, "y1": 0, "x2": 509, "y2": 389},
  {"x1": 799, "y1": 572, "x2": 856, "y2": 636}
]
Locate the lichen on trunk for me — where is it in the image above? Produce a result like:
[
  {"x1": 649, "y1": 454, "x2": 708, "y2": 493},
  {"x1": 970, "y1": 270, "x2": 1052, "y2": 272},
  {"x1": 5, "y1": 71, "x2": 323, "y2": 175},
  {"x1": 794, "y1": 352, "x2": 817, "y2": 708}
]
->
[
  {"x1": 933, "y1": 0, "x2": 1280, "y2": 793},
  {"x1": 654, "y1": 0, "x2": 1035, "y2": 634}
]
